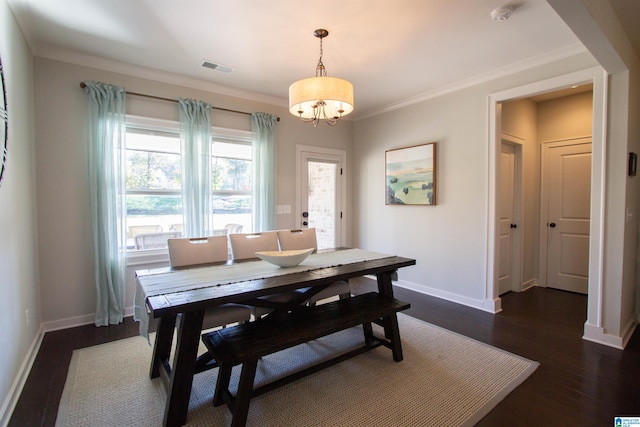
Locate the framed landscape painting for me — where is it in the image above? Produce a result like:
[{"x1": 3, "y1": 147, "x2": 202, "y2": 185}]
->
[{"x1": 385, "y1": 142, "x2": 436, "y2": 205}]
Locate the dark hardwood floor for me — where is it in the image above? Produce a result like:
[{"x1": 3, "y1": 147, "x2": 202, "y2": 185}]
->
[{"x1": 9, "y1": 279, "x2": 640, "y2": 426}]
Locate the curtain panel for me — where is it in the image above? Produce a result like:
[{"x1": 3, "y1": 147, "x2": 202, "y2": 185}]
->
[
  {"x1": 83, "y1": 81, "x2": 127, "y2": 326},
  {"x1": 178, "y1": 98, "x2": 213, "y2": 237},
  {"x1": 251, "y1": 112, "x2": 277, "y2": 232}
]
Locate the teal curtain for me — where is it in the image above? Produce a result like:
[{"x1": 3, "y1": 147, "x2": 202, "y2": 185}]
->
[
  {"x1": 178, "y1": 98, "x2": 212, "y2": 237},
  {"x1": 251, "y1": 112, "x2": 277, "y2": 231},
  {"x1": 83, "y1": 81, "x2": 127, "y2": 326}
]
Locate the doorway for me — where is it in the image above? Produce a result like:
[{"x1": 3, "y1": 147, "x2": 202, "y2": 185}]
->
[
  {"x1": 295, "y1": 145, "x2": 347, "y2": 249},
  {"x1": 487, "y1": 66, "x2": 607, "y2": 344}
]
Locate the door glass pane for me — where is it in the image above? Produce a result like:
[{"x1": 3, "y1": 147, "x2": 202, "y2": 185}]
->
[{"x1": 308, "y1": 161, "x2": 336, "y2": 249}]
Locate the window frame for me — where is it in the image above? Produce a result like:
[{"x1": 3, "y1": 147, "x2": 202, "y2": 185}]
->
[{"x1": 125, "y1": 115, "x2": 254, "y2": 263}]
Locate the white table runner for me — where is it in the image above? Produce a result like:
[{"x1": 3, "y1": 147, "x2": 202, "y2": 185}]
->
[{"x1": 134, "y1": 248, "x2": 394, "y2": 337}]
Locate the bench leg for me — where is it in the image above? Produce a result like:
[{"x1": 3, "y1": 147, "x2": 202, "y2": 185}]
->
[
  {"x1": 231, "y1": 359, "x2": 258, "y2": 427},
  {"x1": 213, "y1": 364, "x2": 233, "y2": 407},
  {"x1": 362, "y1": 321, "x2": 374, "y2": 345},
  {"x1": 385, "y1": 313, "x2": 404, "y2": 362}
]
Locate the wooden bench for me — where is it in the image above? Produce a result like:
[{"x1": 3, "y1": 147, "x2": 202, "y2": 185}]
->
[{"x1": 201, "y1": 292, "x2": 410, "y2": 427}]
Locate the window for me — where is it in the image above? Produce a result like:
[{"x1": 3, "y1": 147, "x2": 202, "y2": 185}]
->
[{"x1": 125, "y1": 116, "x2": 253, "y2": 252}]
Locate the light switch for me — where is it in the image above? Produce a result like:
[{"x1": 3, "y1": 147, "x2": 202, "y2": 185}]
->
[{"x1": 283, "y1": 205, "x2": 292, "y2": 214}]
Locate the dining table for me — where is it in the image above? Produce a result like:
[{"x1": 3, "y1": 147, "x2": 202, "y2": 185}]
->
[{"x1": 134, "y1": 248, "x2": 416, "y2": 427}]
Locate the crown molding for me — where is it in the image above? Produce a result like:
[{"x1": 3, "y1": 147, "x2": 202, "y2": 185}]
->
[
  {"x1": 32, "y1": 41, "x2": 587, "y2": 122},
  {"x1": 352, "y1": 42, "x2": 589, "y2": 121},
  {"x1": 34, "y1": 46, "x2": 289, "y2": 108}
]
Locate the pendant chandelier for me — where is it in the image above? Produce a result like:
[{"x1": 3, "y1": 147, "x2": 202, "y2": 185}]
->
[{"x1": 289, "y1": 29, "x2": 354, "y2": 127}]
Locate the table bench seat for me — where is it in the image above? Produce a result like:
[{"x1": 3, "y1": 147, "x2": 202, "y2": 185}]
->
[{"x1": 202, "y1": 292, "x2": 410, "y2": 427}]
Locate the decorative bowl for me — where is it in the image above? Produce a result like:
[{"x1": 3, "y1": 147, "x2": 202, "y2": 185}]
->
[{"x1": 255, "y1": 248, "x2": 314, "y2": 267}]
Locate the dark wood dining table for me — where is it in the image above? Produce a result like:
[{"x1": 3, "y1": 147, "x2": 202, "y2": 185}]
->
[{"x1": 135, "y1": 249, "x2": 415, "y2": 427}]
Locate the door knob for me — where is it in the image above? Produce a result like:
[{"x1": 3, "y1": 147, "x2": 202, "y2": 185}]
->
[
  {"x1": 549, "y1": 222, "x2": 556, "y2": 228},
  {"x1": 510, "y1": 224, "x2": 517, "y2": 229},
  {"x1": 302, "y1": 212, "x2": 309, "y2": 218},
  {"x1": 302, "y1": 221, "x2": 308, "y2": 226}
]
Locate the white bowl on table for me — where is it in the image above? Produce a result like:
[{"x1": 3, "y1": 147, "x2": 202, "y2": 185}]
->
[{"x1": 255, "y1": 248, "x2": 314, "y2": 267}]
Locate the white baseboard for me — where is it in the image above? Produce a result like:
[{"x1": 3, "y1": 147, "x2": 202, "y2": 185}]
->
[
  {"x1": 42, "y1": 307, "x2": 135, "y2": 333},
  {"x1": 0, "y1": 325, "x2": 45, "y2": 427},
  {"x1": 582, "y1": 318, "x2": 638, "y2": 350},
  {"x1": 520, "y1": 278, "x2": 537, "y2": 292},
  {"x1": 381, "y1": 276, "x2": 501, "y2": 314}
]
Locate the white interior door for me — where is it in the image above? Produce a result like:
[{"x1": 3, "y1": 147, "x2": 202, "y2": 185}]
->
[
  {"x1": 498, "y1": 143, "x2": 516, "y2": 295},
  {"x1": 296, "y1": 146, "x2": 346, "y2": 249},
  {"x1": 544, "y1": 142, "x2": 591, "y2": 294}
]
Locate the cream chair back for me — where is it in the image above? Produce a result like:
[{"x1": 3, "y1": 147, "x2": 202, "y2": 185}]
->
[
  {"x1": 229, "y1": 231, "x2": 279, "y2": 260},
  {"x1": 167, "y1": 235, "x2": 228, "y2": 268},
  {"x1": 277, "y1": 228, "x2": 318, "y2": 252}
]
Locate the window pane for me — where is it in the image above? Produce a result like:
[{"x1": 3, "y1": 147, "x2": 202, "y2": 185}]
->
[
  {"x1": 126, "y1": 194, "x2": 183, "y2": 250},
  {"x1": 126, "y1": 151, "x2": 181, "y2": 190},
  {"x1": 211, "y1": 194, "x2": 252, "y2": 232},
  {"x1": 212, "y1": 157, "x2": 251, "y2": 191},
  {"x1": 126, "y1": 129, "x2": 182, "y2": 251},
  {"x1": 212, "y1": 141, "x2": 251, "y2": 160}
]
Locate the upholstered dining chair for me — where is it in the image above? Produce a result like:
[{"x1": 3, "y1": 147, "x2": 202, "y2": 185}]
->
[
  {"x1": 167, "y1": 236, "x2": 252, "y2": 328},
  {"x1": 229, "y1": 231, "x2": 302, "y2": 318},
  {"x1": 277, "y1": 228, "x2": 351, "y2": 305}
]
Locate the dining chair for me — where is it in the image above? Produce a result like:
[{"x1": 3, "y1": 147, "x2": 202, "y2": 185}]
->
[
  {"x1": 229, "y1": 231, "x2": 301, "y2": 318},
  {"x1": 167, "y1": 236, "x2": 252, "y2": 328},
  {"x1": 277, "y1": 228, "x2": 351, "y2": 305},
  {"x1": 228, "y1": 231, "x2": 279, "y2": 260}
]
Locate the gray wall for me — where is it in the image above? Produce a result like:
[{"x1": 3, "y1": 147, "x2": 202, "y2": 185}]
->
[
  {"x1": 0, "y1": 0, "x2": 40, "y2": 421},
  {"x1": 353, "y1": 53, "x2": 599, "y2": 304}
]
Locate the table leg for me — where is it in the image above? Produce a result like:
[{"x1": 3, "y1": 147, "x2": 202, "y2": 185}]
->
[
  {"x1": 376, "y1": 271, "x2": 395, "y2": 338},
  {"x1": 376, "y1": 270, "x2": 395, "y2": 296},
  {"x1": 376, "y1": 270, "x2": 404, "y2": 361},
  {"x1": 163, "y1": 309, "x2": 205, "y2": 427},
  {"x1": 150, "y1": 314, "x2": 176, "y2": 379}
]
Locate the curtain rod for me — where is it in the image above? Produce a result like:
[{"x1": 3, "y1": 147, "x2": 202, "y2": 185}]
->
[{"x1": 79, "y1": 82, "x2": 279, "y2": 121}]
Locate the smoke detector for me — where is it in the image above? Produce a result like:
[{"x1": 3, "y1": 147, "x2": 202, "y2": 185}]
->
[
  {"x1": 491, "y1": 7, "x2": 513, "y2": 22},
  {"x1": 201, "y1": 60, "x2": 233, "y2": 73}
]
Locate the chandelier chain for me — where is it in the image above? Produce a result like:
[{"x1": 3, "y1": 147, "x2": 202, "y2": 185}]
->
[{"x1": 315, "y1": 36, "x2": 327, "y2": 77}]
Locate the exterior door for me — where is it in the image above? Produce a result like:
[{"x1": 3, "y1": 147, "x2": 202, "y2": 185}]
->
[
  {"x1": 544, "y1": 142, "x2": 591, "y2": 294},
  {"x1": 498, "y1": 143, "x2": 516, "y2": 295},
  {"x1": 296, "y1": 146, "x2": 346, "y2": 249}
]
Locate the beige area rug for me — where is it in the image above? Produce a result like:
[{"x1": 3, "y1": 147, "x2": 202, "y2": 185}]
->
[{"x1": 56, "y1": 314, "x2": 538, "y2": 427}]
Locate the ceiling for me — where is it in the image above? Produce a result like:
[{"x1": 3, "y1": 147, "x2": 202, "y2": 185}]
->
[{"x1": 6, "y1": 0, "x2": 639, "y2": 120}]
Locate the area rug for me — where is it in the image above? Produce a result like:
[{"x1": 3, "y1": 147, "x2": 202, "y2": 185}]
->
[{"x1": 56, "y1": 314, "x2": 538, "y2": 427}]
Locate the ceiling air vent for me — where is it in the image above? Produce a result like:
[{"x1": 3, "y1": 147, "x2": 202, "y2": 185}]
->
[{"x1": 201, "y1": 60, "x2": 233, "y2": 73}]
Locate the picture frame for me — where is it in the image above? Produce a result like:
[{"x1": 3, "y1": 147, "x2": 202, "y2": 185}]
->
[
  {"x1": 385, "y1": 142, "x2": 436, "y2": 205},
  {"x1": 0, "y1": 55, "x2": 7, "y2": 188}
]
